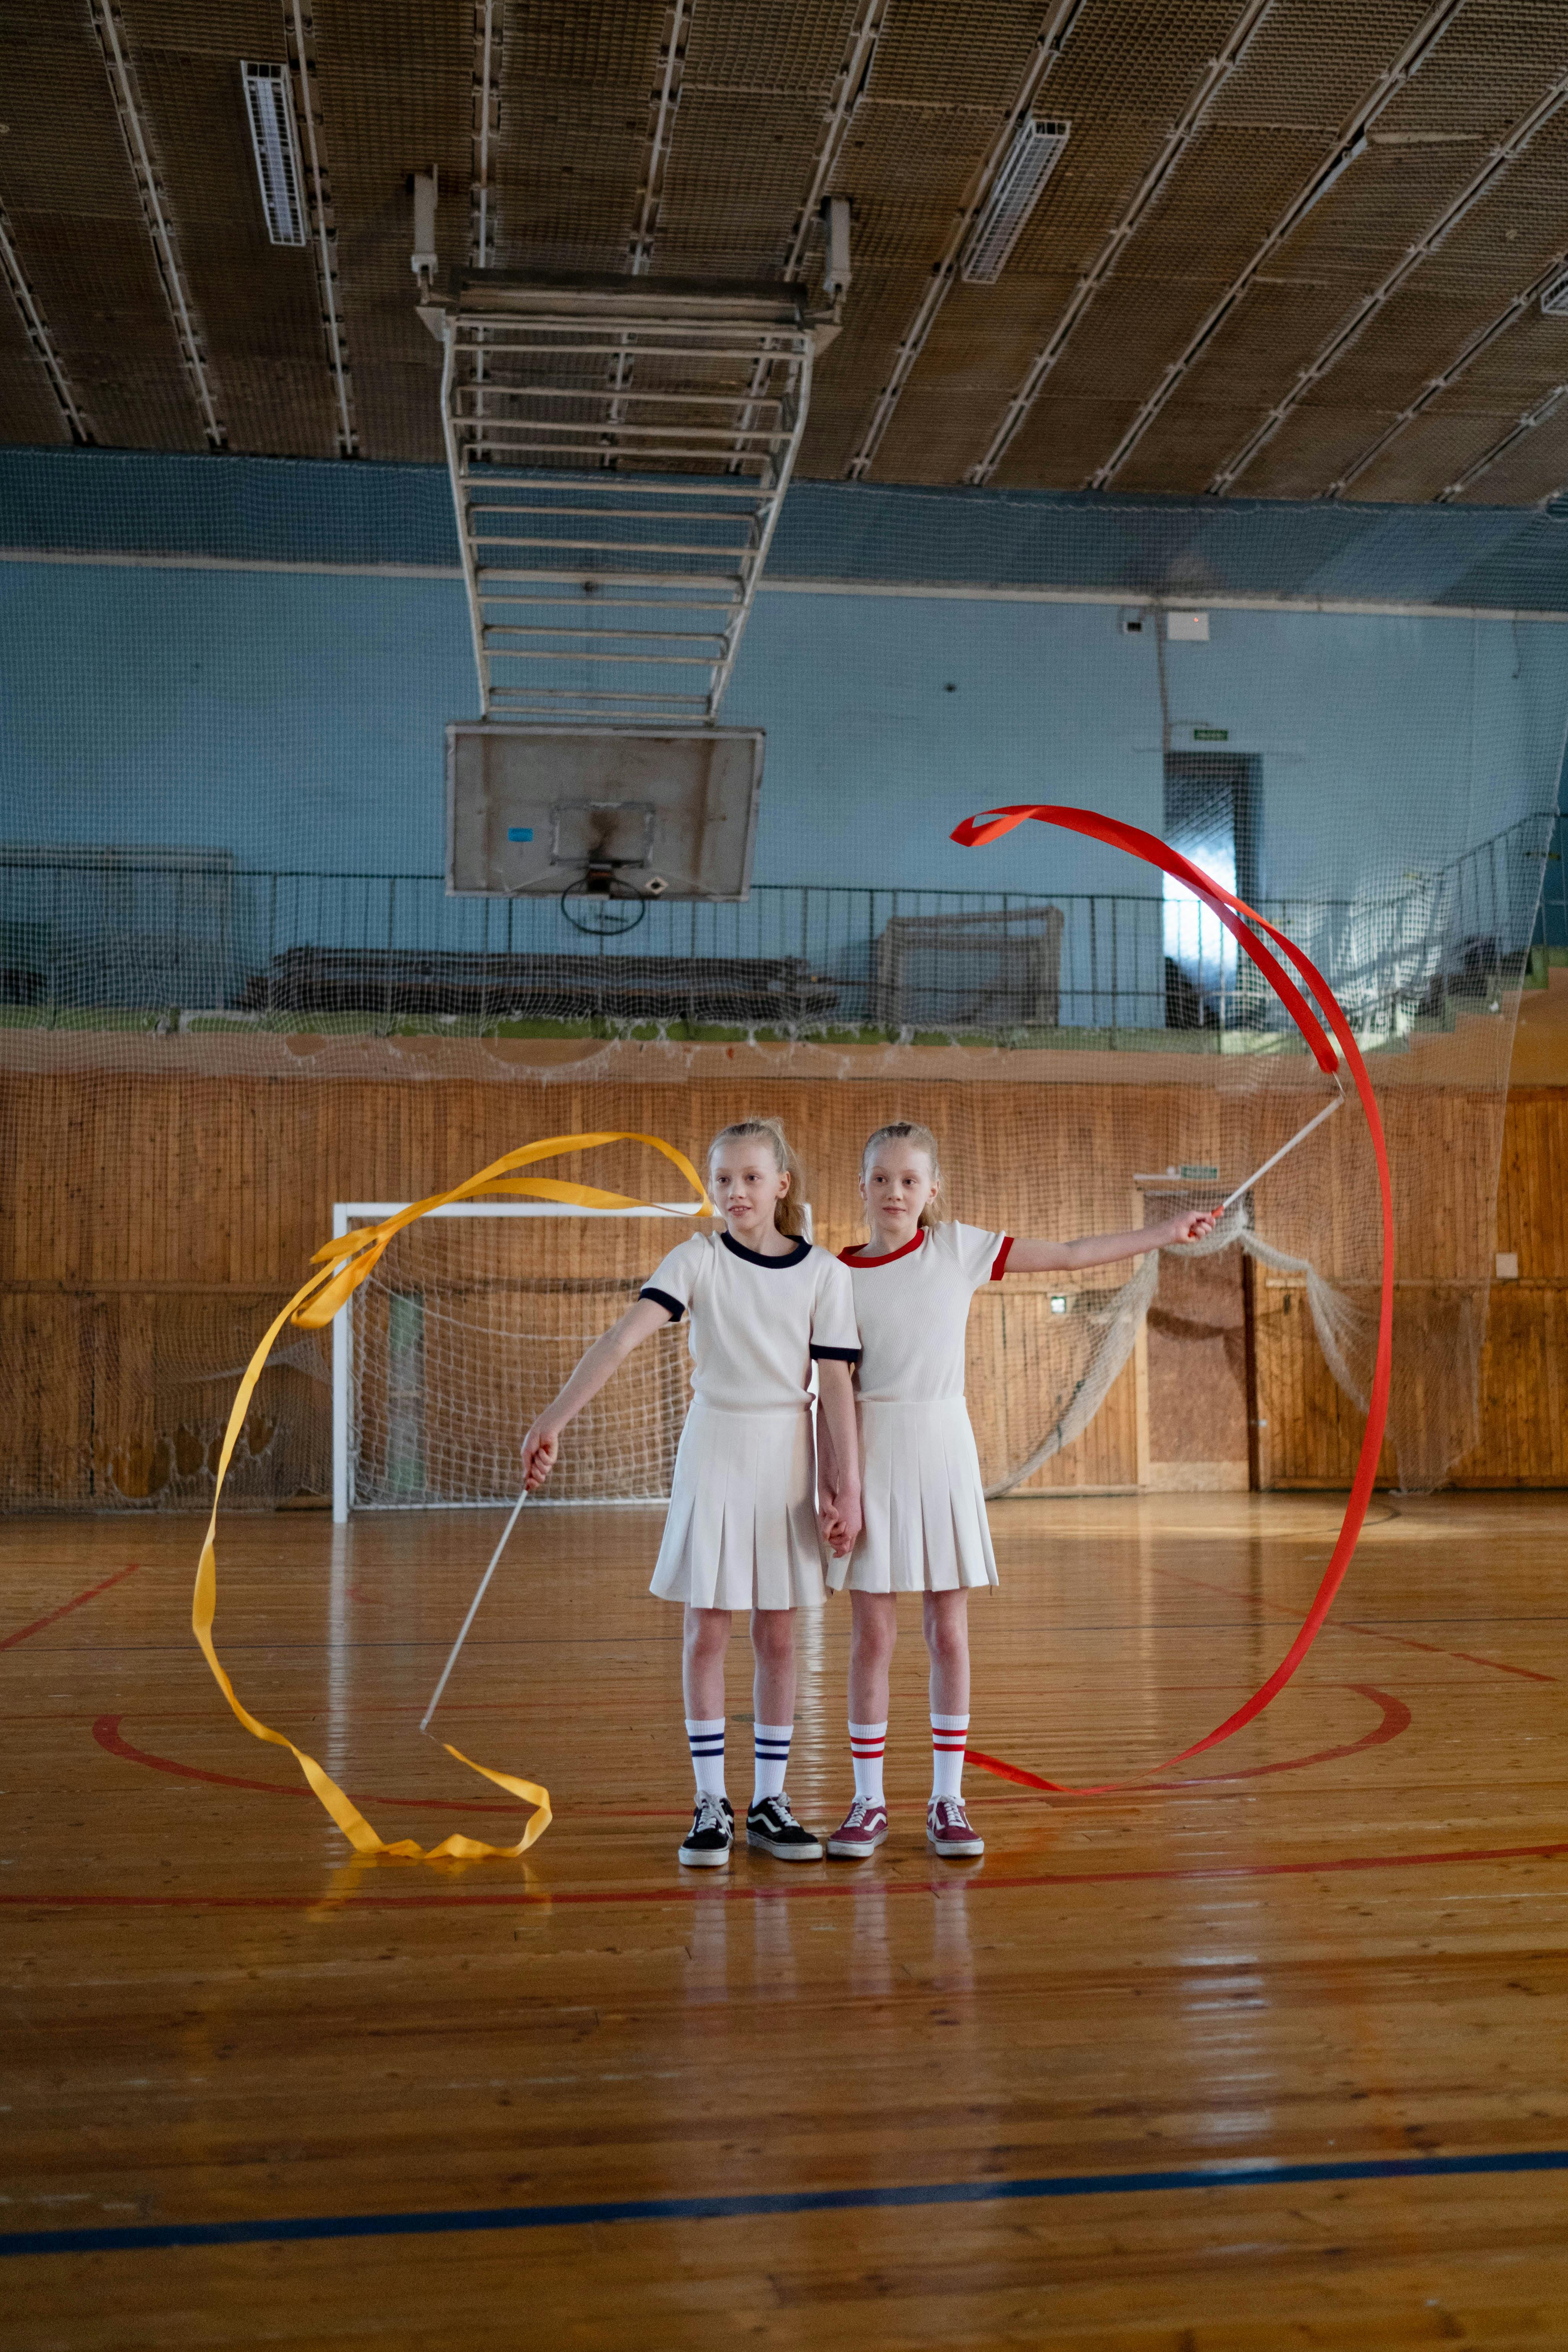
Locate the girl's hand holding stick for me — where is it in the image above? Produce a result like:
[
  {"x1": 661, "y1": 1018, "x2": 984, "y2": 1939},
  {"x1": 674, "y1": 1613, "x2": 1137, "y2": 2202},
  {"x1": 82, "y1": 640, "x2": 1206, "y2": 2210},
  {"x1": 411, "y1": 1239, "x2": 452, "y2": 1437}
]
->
[{"x1": 1161, "y1": 1207, "x2": 1219, "y2": 1247}]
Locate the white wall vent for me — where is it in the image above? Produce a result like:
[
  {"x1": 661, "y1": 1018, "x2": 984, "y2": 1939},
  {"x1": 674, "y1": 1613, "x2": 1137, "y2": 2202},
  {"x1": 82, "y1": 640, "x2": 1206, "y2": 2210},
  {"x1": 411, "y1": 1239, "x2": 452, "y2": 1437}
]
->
[
  {"x1": 961, "y1": 118, "x2": 1071, "y2": 285},
  {"x1": 1541, "y1": 271, "x2": 1568, "y2": 317},
  {"x1": 242, "y1": 62, "x2": 307, "y2": 248}
]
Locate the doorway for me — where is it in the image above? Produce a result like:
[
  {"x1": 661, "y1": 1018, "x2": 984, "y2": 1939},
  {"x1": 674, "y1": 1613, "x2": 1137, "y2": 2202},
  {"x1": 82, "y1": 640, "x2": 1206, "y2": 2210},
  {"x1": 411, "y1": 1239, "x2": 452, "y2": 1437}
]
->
[{"x1": 1163, "y1": 751, "x2": 1262, "y2": 1031}]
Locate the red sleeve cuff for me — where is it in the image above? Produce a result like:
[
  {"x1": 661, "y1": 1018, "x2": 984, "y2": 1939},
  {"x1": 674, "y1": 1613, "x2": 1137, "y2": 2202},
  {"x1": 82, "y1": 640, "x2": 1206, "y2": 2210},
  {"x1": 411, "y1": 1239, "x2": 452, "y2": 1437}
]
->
[{"x1": 990, "y1": 1236, "x2": 1014, "y2": 1281}]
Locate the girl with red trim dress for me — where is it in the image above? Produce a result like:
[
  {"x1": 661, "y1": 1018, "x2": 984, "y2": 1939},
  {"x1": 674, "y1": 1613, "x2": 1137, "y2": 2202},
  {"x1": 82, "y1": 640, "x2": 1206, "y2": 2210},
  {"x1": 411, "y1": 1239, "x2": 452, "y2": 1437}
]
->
[{"x1": 820, "y1": 1121, "x2": 1213, "y2": 1862}]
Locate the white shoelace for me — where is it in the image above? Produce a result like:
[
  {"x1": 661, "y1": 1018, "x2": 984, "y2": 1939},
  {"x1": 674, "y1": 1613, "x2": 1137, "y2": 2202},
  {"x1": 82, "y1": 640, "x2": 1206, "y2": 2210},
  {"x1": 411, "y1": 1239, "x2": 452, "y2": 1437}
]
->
[
  {"x1": 692, "y1": 1795, "x2": 728, "y2": 1836},
  {"x1": 842, "y1": 1798, "x2": 878, "y2": 1828}
]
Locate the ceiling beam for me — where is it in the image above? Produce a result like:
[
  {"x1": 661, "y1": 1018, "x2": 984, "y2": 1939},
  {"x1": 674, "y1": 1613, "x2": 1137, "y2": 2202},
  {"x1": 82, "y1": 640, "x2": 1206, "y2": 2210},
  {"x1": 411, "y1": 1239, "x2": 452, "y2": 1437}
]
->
[
  {"x1": 964, "y1": 0, "x2": 1280, "y2": 487},
  {"x1": 0, "y1": 198, "x2": 96, "y2": 444},
  {"x1": 1211, "y1": 63, "x2": 1568, "y2": 496},
  {"x1": 1319, "y1": 243, "x2": 1568, "y2": 501},
  {"x1": 285, "y1": 0, "x2": 358, "y2": 459},
  {"x1": 601, "y1": 3, "x2": 693, "y2": 462},
  {"x1": 89, "y1": 0, "x2": 227, "y2": 451},
  {"x1": 780, "y1": 0, "x2": 888, "y2": 283},
  {"x1": 471, "y1": 0, "x2": 500, "y2": 270},
  {"x1": 630, "y1": 0, "x2": 692, "y2": 276},
  {"x1": 725, "y1": 0, "x2": 886, "y2": 473},
  {"x1": 1072, "y1": 0, "x2": 1468, "y2": 492},
  {"x1": 1436, "y1": 379, "x2": 1568, "y2": 506},
  {"x1": 844, "y1": 0, "x2": 1085, "y2": 483}
]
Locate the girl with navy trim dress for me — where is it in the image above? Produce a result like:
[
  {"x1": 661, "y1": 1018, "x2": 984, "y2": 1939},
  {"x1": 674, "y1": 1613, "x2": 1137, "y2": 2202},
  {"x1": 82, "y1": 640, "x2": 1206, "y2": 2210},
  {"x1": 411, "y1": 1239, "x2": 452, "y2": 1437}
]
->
[
  {"x1": 522, "y1": 1118, "x2": 862, "y2": 1870},
  {"x1": 819, "y1": 1121, "x2": 1213, "y2": 1863}
]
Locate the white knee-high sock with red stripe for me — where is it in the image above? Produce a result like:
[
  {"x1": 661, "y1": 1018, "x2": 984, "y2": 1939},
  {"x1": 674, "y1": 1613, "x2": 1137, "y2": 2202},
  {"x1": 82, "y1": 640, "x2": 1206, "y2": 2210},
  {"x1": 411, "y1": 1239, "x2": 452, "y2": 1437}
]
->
[
  {"x1": 930, "y1": 1712, "x2": 968, "y2": 1801},
  {"x1": 848, "y1": 1720, "x2": 886, "y2": 1806}
]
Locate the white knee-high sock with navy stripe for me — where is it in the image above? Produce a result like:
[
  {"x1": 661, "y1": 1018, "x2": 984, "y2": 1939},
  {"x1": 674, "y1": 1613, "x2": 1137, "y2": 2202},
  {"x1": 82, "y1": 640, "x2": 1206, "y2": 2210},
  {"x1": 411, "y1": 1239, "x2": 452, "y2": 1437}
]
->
[
  {"x1": 753, "y1": 1722, "x2": 793, "y2": 1803},
  {"x1": 849, "y1": 1720, "x2": 886, "y2": 1806},
  {"x1": 685, "y1": 1717, "x2": 726, "y2": 1800},
  {"x1": 931, "y1": 1712, "x2": 969, "y2": 1801}
]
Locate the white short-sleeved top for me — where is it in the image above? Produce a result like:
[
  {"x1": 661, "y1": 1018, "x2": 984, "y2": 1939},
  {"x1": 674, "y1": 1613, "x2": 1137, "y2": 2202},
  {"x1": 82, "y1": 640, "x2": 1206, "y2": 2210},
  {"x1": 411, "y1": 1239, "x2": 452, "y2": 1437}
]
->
[
  {"x1": 640, "y1": 1230, "x2": 861, "y2": 1412},
  {"x1": 840, "y1": 1221, "x2": 1012, "y2": 1404}
]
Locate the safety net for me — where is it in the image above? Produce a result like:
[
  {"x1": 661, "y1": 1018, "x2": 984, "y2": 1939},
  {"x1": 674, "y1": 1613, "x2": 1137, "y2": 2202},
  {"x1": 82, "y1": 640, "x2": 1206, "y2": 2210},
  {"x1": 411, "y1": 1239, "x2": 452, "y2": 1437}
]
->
[{"x1": 0, "y1": 457, "x2": 1563, "y2": 1513}]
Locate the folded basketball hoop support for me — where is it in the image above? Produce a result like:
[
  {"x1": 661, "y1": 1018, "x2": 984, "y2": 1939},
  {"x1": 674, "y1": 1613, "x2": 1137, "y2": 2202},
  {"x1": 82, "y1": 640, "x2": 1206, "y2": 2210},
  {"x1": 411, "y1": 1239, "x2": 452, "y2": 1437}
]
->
[{"x1": 425, "y1": 272, "x2": 837, "y2": 727}]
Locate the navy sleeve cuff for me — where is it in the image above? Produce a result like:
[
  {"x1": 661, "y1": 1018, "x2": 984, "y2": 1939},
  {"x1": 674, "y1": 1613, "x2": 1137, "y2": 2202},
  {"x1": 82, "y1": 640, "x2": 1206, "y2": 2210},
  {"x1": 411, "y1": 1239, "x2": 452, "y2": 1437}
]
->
[
  {"x1": 810, "y1": 1343, "x2": 861, "y2": 1362},
  {"x1": 639, "y1": 1286, "x2": 685, "y2": 1322}
]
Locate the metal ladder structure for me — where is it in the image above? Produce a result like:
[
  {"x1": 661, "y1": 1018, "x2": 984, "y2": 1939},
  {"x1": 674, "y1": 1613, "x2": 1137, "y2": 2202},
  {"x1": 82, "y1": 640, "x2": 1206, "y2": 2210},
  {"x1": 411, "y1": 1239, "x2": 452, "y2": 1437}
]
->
[{"x1": 430, "y1": 273, "x2": 835, "y2": 727}]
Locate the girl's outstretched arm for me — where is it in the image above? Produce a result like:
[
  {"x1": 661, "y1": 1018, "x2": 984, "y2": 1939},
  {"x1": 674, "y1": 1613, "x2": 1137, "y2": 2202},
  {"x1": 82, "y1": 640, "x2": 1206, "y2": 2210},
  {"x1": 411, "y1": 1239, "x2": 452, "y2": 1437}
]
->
[
  {"x1": 814, "y1": 1358, "x2": 862, "y2": 1557},
  {"x1": 522, "y1": 1294, "x2": 674, "y2": 1490},
  {"x1": 1004, "y1": 1206, "x2": 1216, "y2": 1276}
]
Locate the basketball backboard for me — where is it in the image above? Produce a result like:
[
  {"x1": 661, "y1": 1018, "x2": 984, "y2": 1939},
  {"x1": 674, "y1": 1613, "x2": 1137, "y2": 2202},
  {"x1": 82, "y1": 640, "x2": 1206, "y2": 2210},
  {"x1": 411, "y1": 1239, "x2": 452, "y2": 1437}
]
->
[{"x1": 446, "y1": 724, "x2": 763, "y2": 902}]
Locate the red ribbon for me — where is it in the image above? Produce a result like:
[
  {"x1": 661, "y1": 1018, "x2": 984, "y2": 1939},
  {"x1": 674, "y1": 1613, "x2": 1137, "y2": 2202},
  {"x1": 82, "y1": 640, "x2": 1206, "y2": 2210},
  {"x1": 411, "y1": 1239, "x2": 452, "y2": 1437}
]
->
[{"x1": 950, "y1": 803, "x2": 1394, "y2": 1790}]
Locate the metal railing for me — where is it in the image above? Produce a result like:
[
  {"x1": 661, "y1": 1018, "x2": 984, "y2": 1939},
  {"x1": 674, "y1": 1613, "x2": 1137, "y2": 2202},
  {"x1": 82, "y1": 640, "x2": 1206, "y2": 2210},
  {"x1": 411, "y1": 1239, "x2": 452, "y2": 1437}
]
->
[
  {"x1": 0, "y1": 814, "x2": 1554, "y2": 1043},
  {"x1": 1533, "y1": 810, "x2": 1566, "y2": 951}
]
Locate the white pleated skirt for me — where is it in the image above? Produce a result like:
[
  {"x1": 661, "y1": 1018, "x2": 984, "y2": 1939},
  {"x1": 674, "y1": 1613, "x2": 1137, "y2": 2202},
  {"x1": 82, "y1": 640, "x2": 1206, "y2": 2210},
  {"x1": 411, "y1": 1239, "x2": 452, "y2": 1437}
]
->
[
  {"x1": 650, "y1": 1401, "x2": 828, "y2": 1612},
  {"x1": 829, "y1": 1397, "x2": 998, "y2": 1596}
]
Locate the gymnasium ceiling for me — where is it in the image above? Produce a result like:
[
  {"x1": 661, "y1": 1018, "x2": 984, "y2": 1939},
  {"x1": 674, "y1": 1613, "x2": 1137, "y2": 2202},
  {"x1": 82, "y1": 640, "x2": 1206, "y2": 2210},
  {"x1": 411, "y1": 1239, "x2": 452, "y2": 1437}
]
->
[{"x1": 5, "y1": 0, "x2": 1568, "y2": 507}]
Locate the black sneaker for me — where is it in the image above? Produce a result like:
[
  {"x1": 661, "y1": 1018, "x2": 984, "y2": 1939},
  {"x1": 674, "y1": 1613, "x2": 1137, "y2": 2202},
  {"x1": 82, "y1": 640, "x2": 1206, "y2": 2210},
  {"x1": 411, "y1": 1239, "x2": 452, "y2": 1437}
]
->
[
  {"x1": 678, "y1": 1793, "x2": 734, "y2": 1869},
  {"x1": 745, "y1": 1793, "x2": 824, "y2": 1862}
]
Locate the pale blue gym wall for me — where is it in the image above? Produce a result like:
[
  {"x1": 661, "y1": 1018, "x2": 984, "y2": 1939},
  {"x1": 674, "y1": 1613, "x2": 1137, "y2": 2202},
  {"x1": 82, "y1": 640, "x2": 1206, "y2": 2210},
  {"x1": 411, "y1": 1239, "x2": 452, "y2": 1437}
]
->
[{"x1": 1, "y1": 448, "x2": 1566, "y2": 903}]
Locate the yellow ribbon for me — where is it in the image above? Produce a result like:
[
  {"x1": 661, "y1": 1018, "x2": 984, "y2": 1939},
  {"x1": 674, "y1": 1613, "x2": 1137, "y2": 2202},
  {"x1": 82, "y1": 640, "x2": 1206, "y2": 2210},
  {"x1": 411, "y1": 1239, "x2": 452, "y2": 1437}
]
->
[{"x1": 194, "y1": 1131, "x2": 714, "y2": 1860}]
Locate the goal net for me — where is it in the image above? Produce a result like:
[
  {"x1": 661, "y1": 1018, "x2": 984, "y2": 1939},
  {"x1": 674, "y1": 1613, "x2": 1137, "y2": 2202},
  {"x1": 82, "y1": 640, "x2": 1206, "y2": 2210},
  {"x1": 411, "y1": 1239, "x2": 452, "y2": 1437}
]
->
[{"x1": 337, "y1": 1203, "x2": 701, "y2": 1516}]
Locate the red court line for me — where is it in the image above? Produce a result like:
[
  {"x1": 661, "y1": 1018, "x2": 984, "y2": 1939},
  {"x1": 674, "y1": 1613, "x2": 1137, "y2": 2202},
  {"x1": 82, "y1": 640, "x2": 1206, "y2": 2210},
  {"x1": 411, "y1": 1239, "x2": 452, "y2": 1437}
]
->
[
  {"x1": 1148, "y1": 1562, "x2": 1556, "y2": 1683},
  {"x1": 92, "y1": 1716, "x2": 535, "y2": 1816},
  {"x1": 5, "y1": 1836, "x2": 1566, "y2": 1911},
  {"x1": 96, "y1": 1699, "x2": 1400, "y2": 1826},
  {"x1": 1, "y1": 1564, "x2": 140, "y2": 1651},
  {"x1": 1337, "y1": 1620, "x2": 1555, "y2": 1683},
  {"x1": 969, "y1": 1682, "x2": 1409, "y2": 1795}
]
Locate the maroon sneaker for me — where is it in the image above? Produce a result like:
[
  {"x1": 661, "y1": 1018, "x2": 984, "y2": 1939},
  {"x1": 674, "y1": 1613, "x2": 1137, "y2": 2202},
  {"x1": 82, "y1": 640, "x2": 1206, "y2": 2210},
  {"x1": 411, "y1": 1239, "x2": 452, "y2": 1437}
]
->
[
  {"x1": 826, "y1": 1797, "x2": 888, "y2": 1859},
  {"x1": 926, "y1": 1798, "x2": 983, "y2": 1858}
]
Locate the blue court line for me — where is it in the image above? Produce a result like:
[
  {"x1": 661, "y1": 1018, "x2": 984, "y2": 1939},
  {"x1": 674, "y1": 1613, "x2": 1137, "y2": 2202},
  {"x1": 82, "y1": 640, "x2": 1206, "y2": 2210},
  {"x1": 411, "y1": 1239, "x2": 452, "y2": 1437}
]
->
[{"x1": 4, "y1": 2149, "x2": 1566, "y2": 2258}]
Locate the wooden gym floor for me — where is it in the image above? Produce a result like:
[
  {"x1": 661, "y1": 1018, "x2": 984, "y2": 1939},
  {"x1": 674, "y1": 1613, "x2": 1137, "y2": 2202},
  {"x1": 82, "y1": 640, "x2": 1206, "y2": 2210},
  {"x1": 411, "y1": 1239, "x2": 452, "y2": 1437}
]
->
[{"x1": 3, "y1": 1491, "x2": 1568, "y2": 2349}]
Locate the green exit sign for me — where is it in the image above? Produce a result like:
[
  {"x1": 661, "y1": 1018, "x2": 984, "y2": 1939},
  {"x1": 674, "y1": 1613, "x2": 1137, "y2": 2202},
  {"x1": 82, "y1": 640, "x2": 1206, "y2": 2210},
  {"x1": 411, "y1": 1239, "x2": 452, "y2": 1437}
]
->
[
  {"x1": 1179, "y1": 1163, "x2": 1219, "y2": 1180},
  {"x1": 1192, "y1": 726, "x2": 1229, "y2": 742}
]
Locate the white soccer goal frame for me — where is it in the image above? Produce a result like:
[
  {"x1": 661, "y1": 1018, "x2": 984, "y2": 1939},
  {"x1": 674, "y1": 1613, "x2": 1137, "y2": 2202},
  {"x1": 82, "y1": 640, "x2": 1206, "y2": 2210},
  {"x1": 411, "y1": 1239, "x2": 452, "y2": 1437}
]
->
[
  {"x1": 329, "y1": 1197, "x2": 813, "y2": 1521},
  {"x1": 331, "y1": 1199, "x2": 694, "y2": 1523}
]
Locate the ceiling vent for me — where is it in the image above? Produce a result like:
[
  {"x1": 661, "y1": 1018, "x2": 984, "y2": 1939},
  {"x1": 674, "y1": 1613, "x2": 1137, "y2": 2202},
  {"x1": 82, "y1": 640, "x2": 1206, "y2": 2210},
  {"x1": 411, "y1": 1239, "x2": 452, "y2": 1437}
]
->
[
  {"x1": 1542, "y1": 271, "x2": 1568, "y2": 317},
  {"x1": 241, "y1": 62, "x2": 307, "y2": 248},
  {"x1": 961, "y1": 118, "x2": 1071, "y2": 285}
]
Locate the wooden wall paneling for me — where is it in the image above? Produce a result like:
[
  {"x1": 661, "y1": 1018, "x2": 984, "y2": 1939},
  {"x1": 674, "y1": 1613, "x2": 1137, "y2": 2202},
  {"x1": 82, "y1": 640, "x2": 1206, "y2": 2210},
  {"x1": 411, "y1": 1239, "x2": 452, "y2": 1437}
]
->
[
  {"x1": 2, "y1": 1063, "x2": 1563, "y2": 1508},
  {"x1": 1455, "y1": 1283, "x2": 1568, "y2": 1488},
  {"x1": 0, "y1": 1296, "x2": 80, "y2": 1505}
]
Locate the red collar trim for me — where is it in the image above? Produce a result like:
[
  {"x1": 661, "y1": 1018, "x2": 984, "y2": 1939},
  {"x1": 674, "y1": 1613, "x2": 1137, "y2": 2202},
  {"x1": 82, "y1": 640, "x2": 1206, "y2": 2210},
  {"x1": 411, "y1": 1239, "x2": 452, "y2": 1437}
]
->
[{"x1": 840, "y1": 1229, "x2": 927, "y2": 1267}]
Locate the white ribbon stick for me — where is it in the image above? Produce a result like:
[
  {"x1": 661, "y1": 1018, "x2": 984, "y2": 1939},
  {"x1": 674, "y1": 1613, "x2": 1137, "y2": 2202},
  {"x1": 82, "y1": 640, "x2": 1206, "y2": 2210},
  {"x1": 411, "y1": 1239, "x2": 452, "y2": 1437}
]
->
[
  {"x1": 1219, "y1": 1085, "x2": 1346, "y2": 1215},
  {"x1": 419, "y1": 1485, "x2": 530, "y2": 1735}
]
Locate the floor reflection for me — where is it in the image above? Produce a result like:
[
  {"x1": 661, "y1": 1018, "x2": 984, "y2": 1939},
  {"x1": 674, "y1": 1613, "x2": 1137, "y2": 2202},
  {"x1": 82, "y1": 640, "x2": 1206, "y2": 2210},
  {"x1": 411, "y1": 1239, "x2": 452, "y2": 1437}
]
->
[
  {"x1": 684, "y1": 1889, "x2": 731, "y2": 2005},
  {"x1": 848, "y1": 1879, "x2": 892, "y2": 1998},
  {"x1": 931, "y1": 1884, "x2": 975, "y2": 1993},
  {"x1": 752, "y1": 1888, "x2": 800, "y2": 1998}
]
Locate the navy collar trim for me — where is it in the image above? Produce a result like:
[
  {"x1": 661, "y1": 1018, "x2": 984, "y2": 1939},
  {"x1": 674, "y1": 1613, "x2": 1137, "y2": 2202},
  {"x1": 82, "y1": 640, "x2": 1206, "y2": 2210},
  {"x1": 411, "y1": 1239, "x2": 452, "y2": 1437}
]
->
[{"x1": 720, "y1": 1230, "x2": 811, "y2": 1270}]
